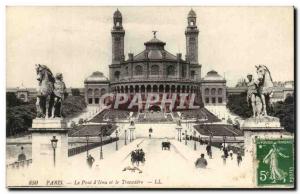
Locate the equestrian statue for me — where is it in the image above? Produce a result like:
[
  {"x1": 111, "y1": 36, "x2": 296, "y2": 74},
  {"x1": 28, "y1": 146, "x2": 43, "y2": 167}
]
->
[
  {"x1": 246, "y1": 65, "x2": 274, "y2": 118},
  {"x1": 35, "y1": 64, "x2": 67, "y2": 118}
]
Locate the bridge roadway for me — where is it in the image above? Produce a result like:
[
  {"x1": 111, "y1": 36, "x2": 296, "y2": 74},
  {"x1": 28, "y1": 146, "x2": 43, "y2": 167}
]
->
[{"x1": 67, "y1": 137, "x2": 252, "y2": 188}]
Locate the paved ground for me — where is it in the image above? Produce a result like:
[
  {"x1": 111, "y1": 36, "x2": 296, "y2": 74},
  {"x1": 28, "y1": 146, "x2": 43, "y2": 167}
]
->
[
  {"x1": 7, "y1": 137, "x2": 252, "y2": 188},
  {"x1": 65, "y1": 137, "x2": 252, "y2": 188}
]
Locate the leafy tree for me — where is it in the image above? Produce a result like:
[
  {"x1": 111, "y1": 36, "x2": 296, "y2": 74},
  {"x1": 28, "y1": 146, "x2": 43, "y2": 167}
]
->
[
  {"x1": 269, "y1": 95, "x2": 294, "y2": 133},
  {"x1": 71, "y1": 88, "x2": 81, "y2": 96},
  {"x1": 62, "y1": 96, "x2": 86, "y2": 118},
  {"x1": 6, "y1": 92, "x2": 24, "y2": 107},
  {"x1": 226, "y1": 92, "x2": 252, "y2": 118}
]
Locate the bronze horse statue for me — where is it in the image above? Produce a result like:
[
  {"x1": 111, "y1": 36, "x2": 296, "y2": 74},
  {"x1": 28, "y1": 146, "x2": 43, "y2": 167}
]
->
[{"x1": 35, "y1": 64, "x2": 55, "y2": 118}]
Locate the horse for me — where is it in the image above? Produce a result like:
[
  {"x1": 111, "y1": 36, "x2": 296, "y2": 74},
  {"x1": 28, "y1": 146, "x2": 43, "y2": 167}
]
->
[
  {"x1": 255, "y1": 65, "x2": 274, "y2": 116},
  {"x1": 35, "y1": 64, "x2": 55, "y2": 118},
  {"x1": 131, "y1": 149, "x2": 145, "y2": 166},
  {"x1": 162, "y1": 141, "x2": 171, "y2": 150}
]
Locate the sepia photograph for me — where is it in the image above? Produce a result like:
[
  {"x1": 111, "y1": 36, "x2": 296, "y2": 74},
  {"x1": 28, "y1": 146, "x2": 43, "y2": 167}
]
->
[{"x1": 5, "y1": 6, "x2": 295, "y2": 189}]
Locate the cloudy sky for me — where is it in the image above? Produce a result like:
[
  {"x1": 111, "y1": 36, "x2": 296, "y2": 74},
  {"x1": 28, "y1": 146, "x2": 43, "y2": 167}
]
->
[{"x1": 6, "y1": 6, "x2": 294, "y2": 88}]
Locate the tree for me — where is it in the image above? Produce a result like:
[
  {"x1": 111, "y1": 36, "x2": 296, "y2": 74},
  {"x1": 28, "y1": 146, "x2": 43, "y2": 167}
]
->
[
  {"x1": 6, "y1": 92, "x2": 24, "y2": 107},
  {"x1": 62, "y1": 96, "x2": 87, "y2": 118},
  {"x1": 71, "y1": 88, "x2": 81, "y2": 96},
  {"x1": 269, "y1": 95, "x2": 294, "y2": 133},
  {"x1": 226, "y1": 92, "x2": 252, "y2": 118}
]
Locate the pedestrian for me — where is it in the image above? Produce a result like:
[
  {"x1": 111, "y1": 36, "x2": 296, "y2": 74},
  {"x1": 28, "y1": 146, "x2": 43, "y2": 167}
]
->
[
  {"x1": 237, "y1": 152, "x2": 242, "y2": 166},
  {"x1": 222, "y1": 155, "x2": 226, "y2": 165},
  {"x1": 206, "y1": 144, "x2": 212, "y2": 159},
  {"x1": 223, "y1": 147, "x2": 229, "y2": 158},
  {"x1": 18, "y1": 146, "x2": 26, "y2": 161},
  {"x1": 229, "y1": 150, "x2": 234, "y2": 160},
  {"x1": 195, "y1": 154, "x2": 208, "y2": 168},
  {"x1": 87, "y1": 154, "x2": 95, "y2": 168}
]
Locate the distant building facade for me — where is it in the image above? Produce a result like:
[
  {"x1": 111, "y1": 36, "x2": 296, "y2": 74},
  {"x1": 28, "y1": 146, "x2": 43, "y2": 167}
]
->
[
  {"x1": 201, "y1": 70, "x2": 226, "y2": 106},
  {"x1": 108, "y1": 9, "x2": 202, "y2": 111},
  {"x1": 227, "y1": 81, "x2": 294, "y2": 103},
  {"x1": 84, "y1": 71, "x2": 110, "y2": 105}
]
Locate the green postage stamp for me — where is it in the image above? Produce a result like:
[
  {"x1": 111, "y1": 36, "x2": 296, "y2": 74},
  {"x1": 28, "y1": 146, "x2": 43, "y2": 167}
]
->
[{"x1": 256, "y1": 139, "x2": 294, "y2": 186}]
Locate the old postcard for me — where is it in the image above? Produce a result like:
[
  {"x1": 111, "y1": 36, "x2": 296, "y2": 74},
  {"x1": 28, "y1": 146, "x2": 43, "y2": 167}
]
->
[{"x1": 6, "y1": 6, "x2": 295, "y2": 189}]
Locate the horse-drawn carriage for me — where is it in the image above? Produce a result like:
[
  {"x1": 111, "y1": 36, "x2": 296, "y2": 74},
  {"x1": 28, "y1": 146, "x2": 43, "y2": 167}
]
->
[
  {"x1": 162, "y1": 141, "x2": 171, "y2": 150},
  {"x1": 131, "y1": 149, "x2": 145, "y2": 166}
]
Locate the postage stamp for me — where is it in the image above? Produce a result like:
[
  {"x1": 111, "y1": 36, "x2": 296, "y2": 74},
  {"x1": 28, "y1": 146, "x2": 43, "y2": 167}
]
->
[{"x1": 256, "y1": 139, "x2": 294, "y2": 186}]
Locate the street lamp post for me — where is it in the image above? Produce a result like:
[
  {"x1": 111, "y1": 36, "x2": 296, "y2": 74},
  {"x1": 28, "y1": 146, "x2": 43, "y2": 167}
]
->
[
  {"x1": 198, "y1": 135, "x2": 201, "y2": 146},
  {"x1": 50, "y1": 136, "x2": 58, "y2": 167},
  {"x1": 179, "y1": 127, "x2": 182, "y2": 142},
  {"x1": 124, "y1": 129, "x2": 127, "y2": 145},
  {"x1": 193, "y1": 130, "x2": 197, "y2": 151},
  {"x1": 86, "y1": 135, "x2": 89, "y2": 157},
  {"x1": 115, "y1": 130, "x2": 119, "y2": 151},
  {"x1": 99, "y1": 133, "x2": 103, "y2": 160},
  {"x1": 223, "y1": 136, "x2": 226, "y2": 148},
  {"x1": 185, "y1": 130, "x2": 187, "y2": 145}
]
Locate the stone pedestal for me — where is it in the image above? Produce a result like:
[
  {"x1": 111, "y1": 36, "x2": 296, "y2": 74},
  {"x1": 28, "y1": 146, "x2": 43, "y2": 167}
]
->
[
  {"x1": 29, "y1": 118, "x2": 69, "y2": 169},
  {"x1": 128, "y1": 126, "x2": 135, "y2": 141},
  {"x1": 242, "y1": 116, "x2": 285, "y2": 187}
]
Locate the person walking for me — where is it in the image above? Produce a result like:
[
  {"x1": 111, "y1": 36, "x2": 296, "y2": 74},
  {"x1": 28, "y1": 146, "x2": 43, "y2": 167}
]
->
[
  {"x1": 18, "y1": 146, "x2": 26, "y2": 161},
  {"x1": 229, "y1": 150, "x2": 234, "y2": 160},
  {"x1": 222, "y1": 155, "x2": 227, "y2": 165},
  {"x1": 206, "y1": 144, "x2": 212, "y2": 159},
  {"x1": 87, "y1": 154, "x2": 95, "y2": 168},
  {"x1": 237, "y1": 152, "x2": 242, "y2": 166},
  {"x1": 195, "y1": 154, "x2": 208, "y2": 168}
]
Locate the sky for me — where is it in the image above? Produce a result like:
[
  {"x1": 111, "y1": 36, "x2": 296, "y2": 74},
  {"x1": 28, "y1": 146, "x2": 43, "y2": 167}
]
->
[{"x1": 6, "y1": 6, "x2": 294, "y2": 88}]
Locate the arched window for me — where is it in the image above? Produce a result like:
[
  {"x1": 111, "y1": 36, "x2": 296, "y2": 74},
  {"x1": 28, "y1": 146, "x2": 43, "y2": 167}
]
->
[
  {"x1": 191, "y1": 70, "x2": 196, "y2": 79},
  {"x1": 171, "y1": 85, "x2": 176, "y2": 93},
  {"x1": 125, "y1": 66, "x2": 129, "y2": 76},
  {"x1": 153, "y1": 85, "x2": 158, "y2": 92},
  {"x1": 165, "y1": 85, "x2": 170, "y2": 93},
  {"x1": 141, "y1": 85, "x2": 145, "y2": 93},
  {"x1": 94, "y1": 89, "x2": 100, "y2": 97},
  {"x1": 151, "y1": 65, "x2": 159, "y2": 75},
  {"x1": 100, "y1": 88, "x2": 106, "y2": 95},
  {"x1": 167, "y1": 65, "x2": 175, "y2": 76},
  {"x1": 130, "y1": 85, "x2": 134, "y2": 93},
  {"x1": 204, "y1": 88, "x2": 209, "y2": 95},
  {"x1": 135, "y1": 85, "x2": 139, "y2": 93},
  {"x1": 159, "y1": 85, "x2": 164, "y2": 93},
  {"x1": 218, "y1": 88, "x2": 223, "y2": 95},
  {"x1": 19, "y1": 94, "x2": 26, "y2": 100},
  {"x1": 87, "y1": 88, "x2": 93, "y2": 96},
  {"x1": 176, "y1": 85, "x2": 181, "y2": 93},
  {"x1": 146, "y1": 85, "x2": 151, "y2": 92},
  {"x1": 211, "y1": 88, "x2": 216, "y2": 95},
  {"x1": 135, "y1": 65, "x2": 143, "y2": 76},
  {"x1": 114, "y1": 71, "x2": 120, "y2": 81}
]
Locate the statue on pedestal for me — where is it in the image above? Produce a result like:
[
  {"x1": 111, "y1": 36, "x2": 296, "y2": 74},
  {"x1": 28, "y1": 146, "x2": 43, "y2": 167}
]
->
[
  {"x1": 52, "y1": 73, "x2": 67, "y2": 118},
  {"x1": 35, "y1": 64, "x2": 67, "y2": 118},
  {"x1": 247, "y1": 65, "x2": 274, "y2": 118}
]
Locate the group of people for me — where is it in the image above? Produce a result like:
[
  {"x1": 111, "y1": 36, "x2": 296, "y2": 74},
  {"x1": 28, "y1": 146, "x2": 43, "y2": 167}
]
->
[
  {"x1": 195, "y1": 143, "x2": 243, "y2": 169},
  {"x1": 131, "y1": 147, "x2": 145, "y2": 166}
]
